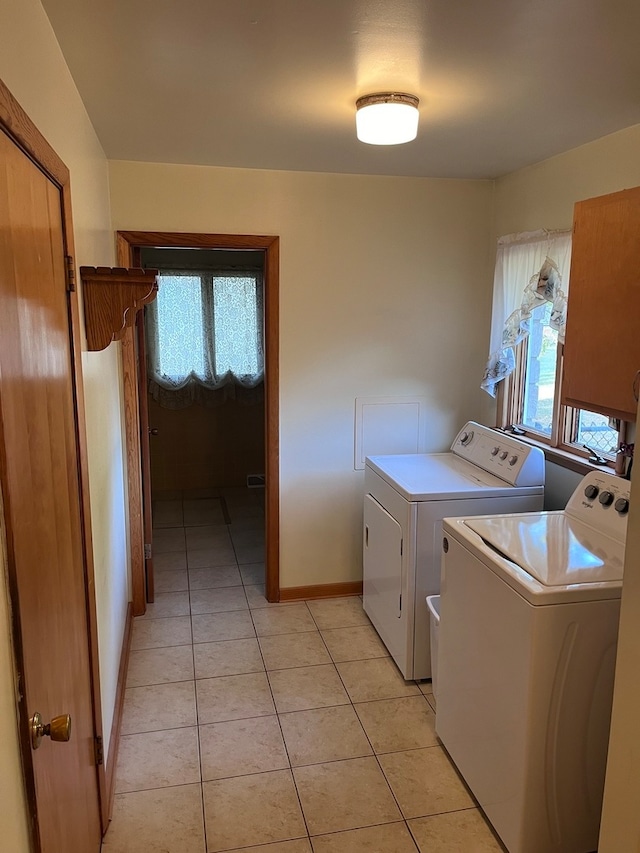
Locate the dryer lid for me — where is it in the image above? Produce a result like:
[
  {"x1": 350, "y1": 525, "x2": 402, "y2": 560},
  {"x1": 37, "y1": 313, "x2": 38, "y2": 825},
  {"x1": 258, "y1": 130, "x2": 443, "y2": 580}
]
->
[
  {"x1": 365, "y1": 453, "x2": 539, "y2": 501},
  {"x1": 465, "y1": 513, "x2": 625, "y2": 587}
]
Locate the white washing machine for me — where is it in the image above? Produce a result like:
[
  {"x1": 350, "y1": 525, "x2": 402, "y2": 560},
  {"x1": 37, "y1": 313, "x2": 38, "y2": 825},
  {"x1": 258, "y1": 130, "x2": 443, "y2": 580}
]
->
[
  {"x1": 436, "y1": 470, "x2": 631, "y2": 853},
  {"x1": 363, "y1": 421, "x2": 544, "y2": 680}
]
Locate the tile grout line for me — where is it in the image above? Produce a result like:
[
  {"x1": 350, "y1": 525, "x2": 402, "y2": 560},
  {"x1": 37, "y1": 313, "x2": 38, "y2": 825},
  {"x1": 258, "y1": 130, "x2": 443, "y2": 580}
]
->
[
  {"x1": 164, "y1": 503, "x2": 208, "y2": 852},
  {"x1": 188, "y1": 494, "x2": 262, "y2": 852},
  {"x1": 251, "y1": 607, "x2": 313, "y2": 846},
  {"x1": 180, "y1": 506, "x2": 209, "y2": 853},
  {"x1": 137, "y1": 503, "x2": 477, "y2": 850},
  {"x1": 277, "y1": 603, "x2": 424, "y2": 845},
  {"x1": 321, "y1": 624, "x2": 417, "y2": 843}
]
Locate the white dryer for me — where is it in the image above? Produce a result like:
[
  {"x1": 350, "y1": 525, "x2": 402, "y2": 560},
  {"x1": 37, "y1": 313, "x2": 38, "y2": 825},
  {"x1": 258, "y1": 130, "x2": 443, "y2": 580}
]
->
[
  {"x1": 437, "y1": 470, "x2": 630, "y2": 853},
  {"x1": 363, "y1": 421, "x2": 544, "y2": 680}
]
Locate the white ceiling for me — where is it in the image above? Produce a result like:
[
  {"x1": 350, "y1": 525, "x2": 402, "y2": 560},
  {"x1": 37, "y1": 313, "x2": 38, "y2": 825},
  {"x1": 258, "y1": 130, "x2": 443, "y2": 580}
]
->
[{"x1": 41, "y1": 0, "x2": 640, "y2": 179}]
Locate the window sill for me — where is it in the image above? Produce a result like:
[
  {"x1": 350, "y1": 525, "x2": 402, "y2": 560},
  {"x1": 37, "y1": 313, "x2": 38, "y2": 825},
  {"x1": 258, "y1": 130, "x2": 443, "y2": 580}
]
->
[{"x1": 492, "y1": 429, "x2": 616, "y2": 476}]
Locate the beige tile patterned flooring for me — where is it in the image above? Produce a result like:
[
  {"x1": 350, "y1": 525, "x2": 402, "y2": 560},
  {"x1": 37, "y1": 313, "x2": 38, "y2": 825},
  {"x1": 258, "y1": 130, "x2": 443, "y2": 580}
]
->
[{"x1": 102, "y1": 492, "x2": 506, "y2": 853}]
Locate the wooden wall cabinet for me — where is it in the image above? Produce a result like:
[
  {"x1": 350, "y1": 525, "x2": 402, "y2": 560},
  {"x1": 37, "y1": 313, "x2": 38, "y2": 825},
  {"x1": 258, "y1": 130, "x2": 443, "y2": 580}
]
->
[{"x1": 561, "y1": 186, "x2": 640, "y2": 421}]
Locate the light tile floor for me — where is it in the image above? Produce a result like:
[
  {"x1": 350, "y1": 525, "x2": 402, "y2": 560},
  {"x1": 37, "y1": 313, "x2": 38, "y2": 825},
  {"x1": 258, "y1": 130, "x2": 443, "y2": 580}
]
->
[{"x1": 102, "y1": 492, "x2": 506, "y2": 853}]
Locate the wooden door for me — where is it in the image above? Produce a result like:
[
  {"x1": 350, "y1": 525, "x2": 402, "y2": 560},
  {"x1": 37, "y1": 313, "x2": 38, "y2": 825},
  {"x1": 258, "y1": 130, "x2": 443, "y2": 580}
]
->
[{"x1": 0, "y1": 124, "x2": 102, "y2": 849}]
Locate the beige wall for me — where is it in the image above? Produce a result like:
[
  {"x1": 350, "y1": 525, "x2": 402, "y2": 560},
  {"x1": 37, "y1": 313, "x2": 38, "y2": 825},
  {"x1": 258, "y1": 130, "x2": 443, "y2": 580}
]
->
[
  {"x1": 110, "y1": 161, "x2": 495, "y2": 587},
  {"x1": 494, "y1": 123, "x2": 640, "y2": 235},
  {"x1": 0, "y1": 0, "x2": 124, "y2": 847}
]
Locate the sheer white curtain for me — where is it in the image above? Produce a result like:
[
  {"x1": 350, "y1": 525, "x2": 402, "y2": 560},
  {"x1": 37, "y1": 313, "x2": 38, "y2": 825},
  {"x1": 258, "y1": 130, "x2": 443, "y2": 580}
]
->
[
  {"x1": 146, "y1": 270, "x2": 264, "y2": 409},
  {"x1": 481, "y1": 229, "x2": 572, "y2": 396}
]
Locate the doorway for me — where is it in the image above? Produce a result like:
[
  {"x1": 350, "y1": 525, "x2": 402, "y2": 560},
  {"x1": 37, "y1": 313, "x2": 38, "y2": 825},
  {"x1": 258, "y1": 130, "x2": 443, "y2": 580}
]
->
[
  {"x1": 116, "y1": 231, "x2": 280, "y2": 605},
  {"x1": 142, "y1": 246, "x2": 267, "y2": 596}
]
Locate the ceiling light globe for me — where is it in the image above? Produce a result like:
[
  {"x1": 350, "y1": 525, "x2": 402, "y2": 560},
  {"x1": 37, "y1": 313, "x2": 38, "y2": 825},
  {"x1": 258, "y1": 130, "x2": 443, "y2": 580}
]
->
[{"x1": 355, "y1": 94, "x2": 419, "y2": 145}]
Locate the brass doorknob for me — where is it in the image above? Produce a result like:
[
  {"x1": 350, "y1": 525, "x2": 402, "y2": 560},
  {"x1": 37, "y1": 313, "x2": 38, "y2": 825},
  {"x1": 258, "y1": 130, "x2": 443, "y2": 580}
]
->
[{"x1": 30, "y1": 712, "x2": 71, "y2": 750}]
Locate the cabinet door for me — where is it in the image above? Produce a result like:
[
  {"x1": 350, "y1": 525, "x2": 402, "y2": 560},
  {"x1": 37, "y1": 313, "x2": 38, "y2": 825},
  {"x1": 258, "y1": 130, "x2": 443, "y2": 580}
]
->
[
  {"x1": 562, "y1": 186, "x2": 640, "y2": 421},
  {"x1": 362, "y1": 494, "x2": 405, "y2": 668}
]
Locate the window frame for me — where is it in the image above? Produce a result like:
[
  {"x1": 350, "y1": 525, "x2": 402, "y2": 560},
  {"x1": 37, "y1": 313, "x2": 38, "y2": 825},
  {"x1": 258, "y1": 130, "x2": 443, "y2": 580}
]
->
[{"x1": 497, "y1": 334, "x2": 626, "y2": 472}]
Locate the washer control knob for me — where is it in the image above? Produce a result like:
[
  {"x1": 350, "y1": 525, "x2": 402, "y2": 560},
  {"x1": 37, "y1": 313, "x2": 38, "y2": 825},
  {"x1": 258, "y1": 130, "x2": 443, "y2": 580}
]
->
[
  {"x1": 615, "y1": 498, "x2": 630, "y2": 515},
  {"x1": 509, "y1": 455, "x2": 518, "y2": 466},
  {"x1": 584, "y1": 485, "x2": 599, "y2": 500},
  {"x1": 599, "y1": 491, "x2": 614, "y2": 507},
  {"x1": 460, "y1": 430, "x2": 474, "y2": 446},
  {"x1": 491, "y1": 446, "x2": 500, "y2": 456},
  {"x1": 500, "y1": 451, "x2": 508, "y2": 460}
]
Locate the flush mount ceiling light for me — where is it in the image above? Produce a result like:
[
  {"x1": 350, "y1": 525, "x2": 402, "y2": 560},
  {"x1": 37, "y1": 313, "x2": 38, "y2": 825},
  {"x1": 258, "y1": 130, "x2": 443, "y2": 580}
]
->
[{"x1": 355, "y1": 93, "x2": 420, "y2": 145}]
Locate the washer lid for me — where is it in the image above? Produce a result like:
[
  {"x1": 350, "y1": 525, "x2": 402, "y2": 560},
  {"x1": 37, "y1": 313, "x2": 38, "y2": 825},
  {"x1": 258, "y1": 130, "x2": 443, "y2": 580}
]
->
[{"x1": 465, "y1": 513, "x2": 625, "y2": 586}]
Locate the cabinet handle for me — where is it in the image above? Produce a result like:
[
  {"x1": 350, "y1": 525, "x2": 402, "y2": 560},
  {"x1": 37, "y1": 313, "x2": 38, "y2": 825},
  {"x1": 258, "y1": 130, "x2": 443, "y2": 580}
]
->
[{"x1": 634, "y1": 370, "x2": 640, "y2": 402}]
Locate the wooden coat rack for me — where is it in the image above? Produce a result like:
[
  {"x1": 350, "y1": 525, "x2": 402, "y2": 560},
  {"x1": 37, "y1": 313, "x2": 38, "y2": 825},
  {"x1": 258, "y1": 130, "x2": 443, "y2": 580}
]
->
[{"x1": 80, "y1": 266, "x2": 158, "y2": 351}]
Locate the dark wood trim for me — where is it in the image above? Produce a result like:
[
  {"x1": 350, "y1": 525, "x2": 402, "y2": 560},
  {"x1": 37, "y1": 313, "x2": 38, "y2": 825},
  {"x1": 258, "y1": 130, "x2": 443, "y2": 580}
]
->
[
  {"x1": 120, "y1": 324, "x2": 147, "y2": 616},
  {"x1": 105, "y1": 603, "x2": 133, "y2": 822},
  {"x1": 117, "y1": 231, "x2": 278, "y2": 252},
  {"x1": 116, "y1": 231, "x2": 280, "y2": 603},
  {"x1": 279, "y1": 581, "x2": 363, "y2": 601},
  {"x1": 0, "y1": 78, "x2": 107, "y2": 836},
  {"x1": 136, "y1": 313, "x2": 154, "y2": 603},
  {"x1": 0, "y1": 78, "x2": 68, "y2": 188},
  {"x1": 263, "y1": 237, "x2": 280, "y2": 603}
]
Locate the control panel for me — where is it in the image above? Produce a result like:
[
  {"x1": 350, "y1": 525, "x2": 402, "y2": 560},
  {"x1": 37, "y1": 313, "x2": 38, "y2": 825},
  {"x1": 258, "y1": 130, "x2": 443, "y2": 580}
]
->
[
  {"x1": 451, "y1": 422, "x2": 545, "y2": 487},
  {"x1": 566, "y1": 470, "x2": 631, "y2": 542}
]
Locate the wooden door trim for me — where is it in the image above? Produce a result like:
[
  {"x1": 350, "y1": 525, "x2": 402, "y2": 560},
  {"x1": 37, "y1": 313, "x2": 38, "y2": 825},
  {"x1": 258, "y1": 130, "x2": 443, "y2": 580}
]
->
[
  {"x1": 116, "y1": 231, "x2": 280, "y2": 604},
  {"x1": 0, "y1": 79, "x2": 107, "y2": 834},
  {"x1": 136, "y1": 312, "x2": 154, "y2": 602},
  {"x1": 279, "y1": 582, "x2": 364, "y2": 601}
]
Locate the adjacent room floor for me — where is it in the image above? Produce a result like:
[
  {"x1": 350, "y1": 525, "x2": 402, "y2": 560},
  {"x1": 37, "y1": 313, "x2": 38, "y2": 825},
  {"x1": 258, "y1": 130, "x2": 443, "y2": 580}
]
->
[{"x1": 101, "y1": 492, "x2": 505, "y2": 852}]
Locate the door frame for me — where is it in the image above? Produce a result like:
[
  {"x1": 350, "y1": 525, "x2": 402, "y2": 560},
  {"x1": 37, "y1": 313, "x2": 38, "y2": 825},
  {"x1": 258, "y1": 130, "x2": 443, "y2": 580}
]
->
[
  {"x1": 0, "y1": 79, "x2": 107, "y2": 834},
  {"x1": 116, "y1": 231, "x2": 280, "y2": 606}
]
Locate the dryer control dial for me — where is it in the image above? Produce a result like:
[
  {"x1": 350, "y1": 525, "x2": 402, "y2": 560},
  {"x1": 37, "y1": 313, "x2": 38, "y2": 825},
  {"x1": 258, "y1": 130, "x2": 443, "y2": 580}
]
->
[
  {"x1": 491, "y1": 447, "x2": 500, "y2": 456},
  {"x1": 615, "y1": 498, "x2": 630, "y2": 514},
  {"x1": 599, "y1": 491, "x2": 614, "y2": 507},
  {"x1": 584, "y1": 484, "x2": 599, "y2": 500},
  {"x1": 460, "y1": 431, "x2": 474, "y2": 446},
  {"x1": 499, "y1": 451, "x2": 508, "y2": 460},
  {"x1": 509, "y1": 455, "x2": 518, "y2": 466}
]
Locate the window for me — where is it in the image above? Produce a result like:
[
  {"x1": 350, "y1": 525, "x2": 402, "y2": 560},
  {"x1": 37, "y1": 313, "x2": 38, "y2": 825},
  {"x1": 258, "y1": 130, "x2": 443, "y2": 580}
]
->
[
  {"x1": 521, "y1": 301, "x2": 558, "y2": 437},
  {"x1": 146, "y1": 270, "x2": 264, "y2": 409},
  {"x1": 509, "y1": 303, "x2": 622, "y2": 462},
  {"x1": 574, "y1": 410, "x2": 620, "y2": 456},
  {"x1": 212, "y1": 275, "x2": 260, "y2": 377},
  {"x1": 485, "y1": 230, "x2": 624, "y2": 466},
  {"x1": 156, "y1": 275, "x2": 206, "y2": 380}
]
